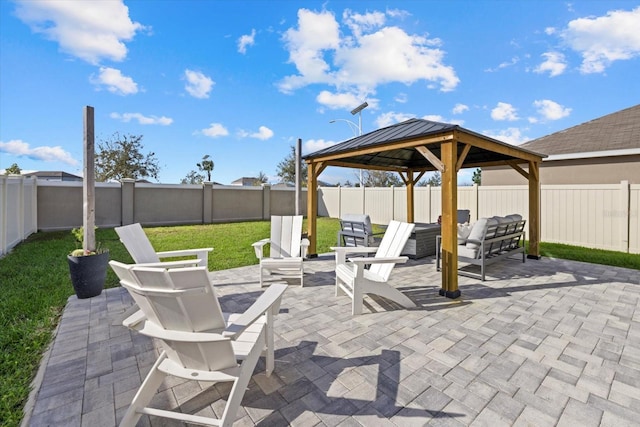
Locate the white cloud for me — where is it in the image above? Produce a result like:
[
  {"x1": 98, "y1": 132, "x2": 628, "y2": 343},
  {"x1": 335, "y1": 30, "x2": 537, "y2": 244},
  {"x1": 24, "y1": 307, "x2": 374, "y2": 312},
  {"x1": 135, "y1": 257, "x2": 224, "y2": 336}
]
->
[
  {"x1": 544, "y1": 27, "x2": 557, "y2": 35},
  {"x1": 452, "y1": 103, "x2": 469, "y2": 114},
  {"x1": 14, "y1": 0, "x2": 145, "y2": 64},
  {"x1": 482, "y1": 128, "x2": 530, "y2": 145},
  {"x1": 375, "y1": 111, "x2": 415, "y2": 128},
  {"x1": 491, "y1": 102, "x2": 519, "y2": 121},
  {"x1": 238, "y1": 126, "x2": 274, "y2": 140},
  {"x1": 304, "y1": 139, "x2": 336, "y2": 153},
  {"x1": 110, "y1": 112, "x2": 172, "y2": 125},
  {"x1": 485, "y1": 56, "x2": 520, "y2": 72},
  {"x1": 394, "y1": 93, "x2": 408, "y2": 103},
  {"x1": 184, "y1": 69, "x2": 214, "y2": 99},
  {"x1": 278, "y1": 8, "x2": 459, "y2": 96},
  {"x1": 200, "y1": 123, "x2": 229, "y2": 138},
  {"x1": 316, "y1": 91, "x2": 364, "y2": 110},
  {"x1": 534, "y1": 52, "x2": 567, "y2": 77},
  {"x1": 533, "y1": 99, "x2": 571, "y2": 120},
  {"x1": 0, "y1": 139, "x2": 78, "y2": 165},
  {"x1": 238, "y1": 29, "x2": 256, "y2": 54},
  {"x1": 422, "y1": 114, "x2": 444, "y2": 122},
  {"x1": 90, "y1": 67, "x2": 138, "y2": 95},
  {"x1": 561, "y1": 6, "x2": 640, "y2": 73}
]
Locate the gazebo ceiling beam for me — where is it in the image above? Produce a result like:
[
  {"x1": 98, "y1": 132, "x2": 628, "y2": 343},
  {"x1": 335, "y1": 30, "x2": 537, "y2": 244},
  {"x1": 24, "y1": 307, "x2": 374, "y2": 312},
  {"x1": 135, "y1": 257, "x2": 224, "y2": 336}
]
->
[
  {"x1": 456, "y1": 144, "x2": 472, "y2": 172},
  {"x1": 416, "y1": 146, "x2": 445, "y2": 172},
  {"x1": 507, "y1": 160, "x2": 530, "y2": 180},
  {"x1": 456, "y1": 131, "x2": 543, "y2": 163},
  {"x1": 323, "y1": 160, "x2": 409, "y2": 173}
]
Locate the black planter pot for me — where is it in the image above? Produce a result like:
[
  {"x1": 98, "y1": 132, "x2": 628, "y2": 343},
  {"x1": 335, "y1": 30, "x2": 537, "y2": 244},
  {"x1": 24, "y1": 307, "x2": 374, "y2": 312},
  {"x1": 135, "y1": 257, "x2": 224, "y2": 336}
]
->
[{"x1": 67, "y1": 251, "x2": 109, "y2": 299}]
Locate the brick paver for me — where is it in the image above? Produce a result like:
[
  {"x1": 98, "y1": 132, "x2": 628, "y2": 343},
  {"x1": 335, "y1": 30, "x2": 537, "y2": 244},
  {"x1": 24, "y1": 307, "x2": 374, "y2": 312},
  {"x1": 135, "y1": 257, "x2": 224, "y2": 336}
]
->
[{"x1": 24, "y1": 254, "x2": 640, "y2": 426}]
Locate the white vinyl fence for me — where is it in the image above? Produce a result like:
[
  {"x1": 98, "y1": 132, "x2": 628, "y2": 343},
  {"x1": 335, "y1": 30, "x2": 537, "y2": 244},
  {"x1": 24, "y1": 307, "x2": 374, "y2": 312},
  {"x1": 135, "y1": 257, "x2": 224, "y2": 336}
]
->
[
  {"x1": 1, "y1": 176, "x2": 37, "y2": 256},
  {"x1": 1, "y1": 179, "x2": 638, "y2": 255},
  {"x1": 319, "y1": 182, "x2": 640, "y2": 254}
]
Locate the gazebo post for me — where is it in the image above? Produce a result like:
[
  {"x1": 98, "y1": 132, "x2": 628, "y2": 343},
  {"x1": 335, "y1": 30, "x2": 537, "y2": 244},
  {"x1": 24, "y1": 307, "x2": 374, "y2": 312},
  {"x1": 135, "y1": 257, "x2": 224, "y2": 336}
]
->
[
  {"x1": 306, "y1": 161, "x2": 318, "y2": 257},
  {"x1": 528, "y1": 160, "x2": 541, "y2": 259},
  {"x1": 439, "y1": 140, "x2": 460, "y2": 298},
  {"x1": 406, "y1": 170, "x2": 414, "y2": 223}
]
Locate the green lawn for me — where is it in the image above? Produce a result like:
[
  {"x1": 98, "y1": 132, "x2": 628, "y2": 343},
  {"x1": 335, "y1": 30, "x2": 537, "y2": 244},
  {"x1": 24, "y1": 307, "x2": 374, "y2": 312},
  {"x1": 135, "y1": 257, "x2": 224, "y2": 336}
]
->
[{"x1": 0, "y1": 218, "x2": 637, "y2": 426}]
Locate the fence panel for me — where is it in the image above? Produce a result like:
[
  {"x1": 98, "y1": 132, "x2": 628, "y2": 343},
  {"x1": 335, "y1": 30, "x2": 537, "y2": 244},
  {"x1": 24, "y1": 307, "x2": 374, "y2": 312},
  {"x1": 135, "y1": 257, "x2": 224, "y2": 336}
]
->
[
  {"x1": 478, "y1": 185, "x2": 528, "y2": 219},
  {"x1": 629, "y1": 184, "x2": 639, "y2": 254},
  {"x1": 340, "y1": 188, "x2": 364, "y2": 217},
  {"x1": 541, "y1": 184, "x2": 622, "y2": 252},
  {"x1": 364, "y1": 187, "x2": 394, "y2": 224},
  {"x1": 318, "y1": 187, "x2": 339, "y2": 217},
  {"x1": 211, "y1": 186, "x2": 264, "y2": 222}
]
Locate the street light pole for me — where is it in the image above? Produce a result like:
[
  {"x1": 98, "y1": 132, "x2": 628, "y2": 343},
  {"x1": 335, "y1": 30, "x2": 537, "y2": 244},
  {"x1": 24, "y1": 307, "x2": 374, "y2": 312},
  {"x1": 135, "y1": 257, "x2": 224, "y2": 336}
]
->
[{"x1": 330, "y1": 101, "x2": 368, "y2": 186}]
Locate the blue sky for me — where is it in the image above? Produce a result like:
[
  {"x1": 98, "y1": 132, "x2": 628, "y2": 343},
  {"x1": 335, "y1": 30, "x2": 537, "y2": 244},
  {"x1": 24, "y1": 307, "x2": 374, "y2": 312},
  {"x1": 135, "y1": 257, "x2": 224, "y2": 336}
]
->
[{"x1": 1, "y1": 1, "x2": 639, "y2": 185}]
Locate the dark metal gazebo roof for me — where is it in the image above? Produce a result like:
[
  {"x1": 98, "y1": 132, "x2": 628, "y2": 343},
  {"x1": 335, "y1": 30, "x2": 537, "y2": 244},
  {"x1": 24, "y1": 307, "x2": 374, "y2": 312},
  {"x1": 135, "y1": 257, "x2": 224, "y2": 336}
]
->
[{"x1": 304, "y1": 118, "x2": 545, "y2": 171}]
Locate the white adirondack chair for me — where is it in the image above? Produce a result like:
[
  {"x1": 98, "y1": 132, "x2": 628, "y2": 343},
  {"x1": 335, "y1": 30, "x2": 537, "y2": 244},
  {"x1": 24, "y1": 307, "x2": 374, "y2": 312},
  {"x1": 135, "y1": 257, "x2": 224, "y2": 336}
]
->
[
  {"x1": 109, "y1": 261, "x2": 287, "y2": 427},
  {"x1": 252, "y1": 215, "x2": 309, "y2": 287},
  {"x1": 115, "y1": 223, "x2": 212, "y2": 268},
  {"x1": 332, "y1": 220, "x2": 416, "y2": 315}
]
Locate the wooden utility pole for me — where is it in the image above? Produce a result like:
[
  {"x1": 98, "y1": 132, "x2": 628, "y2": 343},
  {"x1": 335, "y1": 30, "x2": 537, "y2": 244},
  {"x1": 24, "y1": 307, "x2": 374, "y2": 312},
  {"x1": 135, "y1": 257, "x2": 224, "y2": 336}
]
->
[{"x1": 83, "y1": 106, "x2": 96, "y2": 252}]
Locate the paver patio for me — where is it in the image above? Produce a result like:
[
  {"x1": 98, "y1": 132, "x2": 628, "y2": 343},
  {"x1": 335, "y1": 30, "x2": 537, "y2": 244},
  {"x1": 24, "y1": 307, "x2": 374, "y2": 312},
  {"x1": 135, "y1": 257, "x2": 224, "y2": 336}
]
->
[{"x1": 23, "y1": 254, "x2": 640, "y2": 426}]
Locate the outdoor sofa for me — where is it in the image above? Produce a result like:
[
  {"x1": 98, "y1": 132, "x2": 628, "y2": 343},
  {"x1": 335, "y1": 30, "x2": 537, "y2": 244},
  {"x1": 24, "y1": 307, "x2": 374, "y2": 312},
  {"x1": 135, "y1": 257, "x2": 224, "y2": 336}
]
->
[{"x1": 436, "y1": 214, "x2": 526, "y2": 281}]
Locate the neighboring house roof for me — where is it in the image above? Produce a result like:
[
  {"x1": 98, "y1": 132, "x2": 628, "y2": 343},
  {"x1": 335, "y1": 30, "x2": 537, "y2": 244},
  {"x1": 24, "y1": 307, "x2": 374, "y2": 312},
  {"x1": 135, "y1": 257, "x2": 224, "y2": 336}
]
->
[
  {"x1": 23, "y1": 171, "x2": 83, "y2": 181},
  {"x1": 231, "y1": 177, "x2": 263, "y2": 186},
  {"x1": 519, "y1": 104, "x2": 640, "y2": 158}
]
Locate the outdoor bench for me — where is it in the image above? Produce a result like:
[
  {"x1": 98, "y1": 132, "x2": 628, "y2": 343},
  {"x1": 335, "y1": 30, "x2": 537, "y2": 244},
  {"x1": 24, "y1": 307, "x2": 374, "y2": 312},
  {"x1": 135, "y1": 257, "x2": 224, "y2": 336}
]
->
[{"x1": 436, "y1": 214, "x2": 526, "y2": 281}]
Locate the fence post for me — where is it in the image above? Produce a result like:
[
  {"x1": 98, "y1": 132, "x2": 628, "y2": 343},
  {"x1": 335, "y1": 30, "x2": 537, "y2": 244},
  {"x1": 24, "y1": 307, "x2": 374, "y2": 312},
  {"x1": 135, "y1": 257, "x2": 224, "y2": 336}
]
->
[
  {"x1": 18, "y1": 176, "x2": 25, "y2": 240},
  {"x1": 1, "y1": 176, "x2": 7, "y2": 256},
  {"x1": 121, "y1": 178, "x2": 135, "y2": 225},
  {"x1": 620, "y1": 180, "x2": 630, "y2": 253},
  {"x1": 472, "y1": 183, "x2": 479, "y2": 222},
  {"x1": 203, "y1": 182, "x2": 213, "y2": 224},
  {"x1": 262, "y1": 184, "x2": 271, "y2": 219}
]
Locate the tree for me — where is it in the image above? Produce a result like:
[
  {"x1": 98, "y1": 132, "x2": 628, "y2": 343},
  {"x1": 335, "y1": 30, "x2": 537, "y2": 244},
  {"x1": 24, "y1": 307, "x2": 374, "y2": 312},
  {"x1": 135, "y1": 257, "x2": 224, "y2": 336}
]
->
[
  {"x1": 181, "y1": 170, "x2": 204, "y2": 184},
  {"x1": 276, "y1": 146, "x2": 307, "y2": 186},
  {"x1": 197, "y1": 155, "x2": 214, "y2": 181},
  {"x1": 95, "y1": 133, "x2": 160, "y2": 182},
  {"x1": 361, "y1": 170, "x2": 403, "y2": 187},
  {"x1": 256, "y1": 171, "x2": 269, "y2": 185},
  {"x1": 472, "y1": 168, "x2": 482, "y2": 185},
  {"x1": 5, "y1": 163, "x2": 21, "y2": 175},
  {"x1": 418, "y1": 171, "x2": 441, "y2": 186}
]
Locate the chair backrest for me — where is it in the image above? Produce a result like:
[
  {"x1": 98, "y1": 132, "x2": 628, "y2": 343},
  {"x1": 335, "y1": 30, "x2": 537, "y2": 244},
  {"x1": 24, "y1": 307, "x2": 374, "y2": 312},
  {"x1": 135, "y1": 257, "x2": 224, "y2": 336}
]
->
[
  {"x1": 124, "y1": 265, "x2": 236, "y2": 371},
  {"x1": 115, "y1": 223, "x2": 160, "y2": 263},
  {"x1": 370, "y1": 220, "x2": 415, "y2": 281},
  {"x1": 457, "y1": 210, "x2": 471, "y2": 224},
  {"x1": 269, "y1": 215, "x2": 303, "y2": 258},
  {"x1": 340, "y1": 214, "x2": 374, "y2": 246}
]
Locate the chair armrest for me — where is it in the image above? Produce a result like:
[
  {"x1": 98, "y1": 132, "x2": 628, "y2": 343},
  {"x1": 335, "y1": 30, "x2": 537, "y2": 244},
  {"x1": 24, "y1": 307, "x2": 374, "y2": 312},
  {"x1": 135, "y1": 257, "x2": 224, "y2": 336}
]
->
[
  {"x1": 331, "y1": 246, "x2": 378, "y2": 265},
  {"x1": 251, "y1": 238, "x2": 270, "y2": 259},
  {"x1": 157, "y1": 248, "x2": 212, "y2": 267},
  {"x1": 135, "y1": 320, "x2": 230, "y2": 343},
  {"x1": 133, "y1": 260, "x2": 205, "y2": 269},
  {"x1": 349, "y1": 256, "x2": 408, "y2": 266},
  {"x1": 224, "y1": 283, "x2": 287, "y2": 339}
]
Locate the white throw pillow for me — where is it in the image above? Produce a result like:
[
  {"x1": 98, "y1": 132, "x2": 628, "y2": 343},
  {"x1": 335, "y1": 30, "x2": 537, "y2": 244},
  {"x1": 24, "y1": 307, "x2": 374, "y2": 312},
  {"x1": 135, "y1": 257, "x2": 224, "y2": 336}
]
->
[{"x1": 457, "y1": 223, "x2": 472, "y2": 244}]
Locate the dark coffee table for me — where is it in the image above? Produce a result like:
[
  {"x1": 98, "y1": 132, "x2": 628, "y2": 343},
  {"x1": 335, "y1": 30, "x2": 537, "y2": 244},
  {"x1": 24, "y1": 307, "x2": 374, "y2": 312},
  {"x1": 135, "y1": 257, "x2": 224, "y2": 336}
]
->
[{"x1": 401, "y1": 223, "x2": 441, "y2": 259}]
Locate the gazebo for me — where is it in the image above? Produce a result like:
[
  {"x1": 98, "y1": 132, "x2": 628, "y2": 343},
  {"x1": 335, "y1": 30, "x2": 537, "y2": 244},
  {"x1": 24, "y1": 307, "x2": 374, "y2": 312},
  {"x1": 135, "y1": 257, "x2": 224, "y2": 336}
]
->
[{"x1": 303, "y1": 118, "x2": 546, "y2": 298}]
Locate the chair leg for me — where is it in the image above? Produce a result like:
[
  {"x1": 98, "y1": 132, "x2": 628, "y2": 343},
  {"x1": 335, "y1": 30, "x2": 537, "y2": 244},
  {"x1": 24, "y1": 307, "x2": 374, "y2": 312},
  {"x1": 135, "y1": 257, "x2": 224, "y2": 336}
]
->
[
  {"x1": 265, "y1": 313, "x2": 274, "y2": 376},
  {"x1": 219, "y1": 328, "x2": 266, "y2": 427},
  {"x1": 352, "y1": 283, "x2": 363, "y2": 315},
  {"x1": 119, "y1": 352, "x2": 169, "y2": 427},
  {"x1": 259, "y1": 267, "x2": 265, "y2": 287}
]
